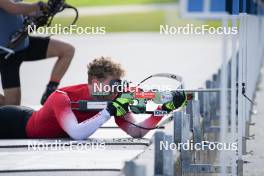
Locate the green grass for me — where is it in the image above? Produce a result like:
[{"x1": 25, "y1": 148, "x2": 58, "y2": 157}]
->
[
  {"x1": 25, "y1": 0, "x2": 177, "y2": 7},
  {"x1": 52, "y1": 11, "x2": 165, "y2": 32},
  {"x1": 48, "y1": 11, "x2": 221, "y2": 33},
  {"x1": 204, "y1": 20, "x2": 222, "y2": 28}
]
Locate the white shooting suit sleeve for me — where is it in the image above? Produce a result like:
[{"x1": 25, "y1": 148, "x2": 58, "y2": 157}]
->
[{"x1": 53, "y1": 91, "x2": 111, "y2": 140}]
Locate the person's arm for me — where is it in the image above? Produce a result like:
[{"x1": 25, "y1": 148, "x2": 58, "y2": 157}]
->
[
  {"x1": 52, "y1": 91, "x2": 111, "y2": 140},
  {"x1": 115, "y1": 106, "x2": 163, "y2": 138},
  {"x1": 0, "y1": 0, "x2": 40, "y2": 15}
]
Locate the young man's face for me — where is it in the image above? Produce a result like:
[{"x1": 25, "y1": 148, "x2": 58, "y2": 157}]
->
[{"x1": 91, "y1": 76, "x2": 121, "y2": 101}]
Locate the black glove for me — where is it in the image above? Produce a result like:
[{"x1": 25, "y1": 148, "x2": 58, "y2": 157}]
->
[
  {"x1": 162, "y1": 91, "x2": 187, "y2": 113},
  {"x1": 106, "y1": 98, "x2": 130, "y2": 117},
  {"x1": 40, "y1": 82, "x2": 59, "y2": 105}
]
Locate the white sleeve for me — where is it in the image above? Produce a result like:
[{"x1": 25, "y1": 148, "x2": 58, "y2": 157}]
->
[
  {"x1": 60, "y1": 109, "x2": 111, "y2": 140},
  {"x1": 52, "y1": 91, "x2": 111, "y2": 140}
]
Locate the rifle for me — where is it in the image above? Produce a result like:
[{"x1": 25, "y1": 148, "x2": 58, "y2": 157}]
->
[
  {"x1": 70, "y1": 73, "x2": 193, "y2": 130},
  {"x1": 71, "y1": 73, "x2": 221, "y2": 130},
  {"x1": 71, "y1": 73, "x2": 186, "y2": 113},
  {"x1": 7, "y1": 0, "x2": 79, "y2": 49}
]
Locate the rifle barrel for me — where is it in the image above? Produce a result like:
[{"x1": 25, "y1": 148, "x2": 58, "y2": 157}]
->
[{"x1": 175, "y1": 88, "x2": 231, "y2": 93}]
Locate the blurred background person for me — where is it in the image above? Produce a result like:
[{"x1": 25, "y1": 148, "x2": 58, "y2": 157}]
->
[{"x1": 0, "y1": 0, "x2": 75, "y2": 106}]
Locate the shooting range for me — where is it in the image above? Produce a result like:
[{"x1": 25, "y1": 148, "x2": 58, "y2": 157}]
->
[{"x1": 0, "y1": 0, "x2": 264, "y2": 175}]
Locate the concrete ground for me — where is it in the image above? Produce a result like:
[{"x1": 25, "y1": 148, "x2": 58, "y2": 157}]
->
[{"x1": 0, "y1": 138, "x2": 150, "y2": 174}]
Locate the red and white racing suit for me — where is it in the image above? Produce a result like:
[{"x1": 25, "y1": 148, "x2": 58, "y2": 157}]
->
[{"x1": 26, "y1": 84, "x2": 164, "y2": 140}]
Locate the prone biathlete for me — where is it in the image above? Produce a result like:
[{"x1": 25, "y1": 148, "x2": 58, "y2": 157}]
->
[
  {"x1": 0, "y1": 0, "x2": 75, "y2": 106},
  {"x1": 0, "y1": 57, "x2": 186, "y2": 139}
]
